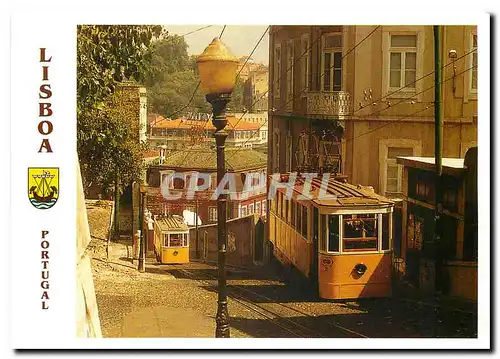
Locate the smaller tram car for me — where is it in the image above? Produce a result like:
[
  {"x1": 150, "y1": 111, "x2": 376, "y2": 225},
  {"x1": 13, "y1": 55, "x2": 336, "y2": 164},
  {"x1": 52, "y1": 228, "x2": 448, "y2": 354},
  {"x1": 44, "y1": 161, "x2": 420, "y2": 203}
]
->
[
  {"x1": 269, "y1": 175, "x2": 395, "y2": 300},
  {"x1": 153, "y1": 215, "x2": 190, "y2": 264}
]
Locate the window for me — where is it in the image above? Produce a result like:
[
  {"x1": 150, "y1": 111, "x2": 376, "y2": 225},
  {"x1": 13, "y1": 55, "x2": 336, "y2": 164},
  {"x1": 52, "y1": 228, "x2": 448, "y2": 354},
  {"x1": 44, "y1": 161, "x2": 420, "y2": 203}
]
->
[
  {"x1": 172, "y1": 177, "x2": 185, "y2": 189},
  {"x1": 386, "y1": 147, "x2": 414, "y2": 196},
  {"x1": 321, "y1": 33, "x2": 343, "y2": 92},
  {"x1": 291, "y1": 200, "x2": 296, "y2": 227},
  {"x1": 241, "y1": 205, "x2": 247, "y2": 217},
  {"x1": 327, "y1": 215, "x2": 340, "y2": 252},
  {"x1": 382, "y1": 213, "x2": 390, "y2": 250},
  {"x1": 286, "y1": 40, "x2": 294, "y2": 100},
  {"x1": 296, "y1": 203, "x2": 302, "y2": 233},
  {"x1": 320, "y1": 215, "x2": 327, "y2": 251},
  {"x1": 301, "y1": 205, "x2": 308, "y2": 238},
  {"x1": 301, "y1": 34, "x2": 310, "y2": 94},
  {"x1": 163, "y1": 233, "x2": 168, "y2": 247},
  {"x1": 343, "y1": 214, "x2": 378, "y2": 252},
  {"x1": 389, "y1": 34, "x2": 417, "y2": 90},
  {"x1": 255, "y1": 201, "x2": 261, "y2": 215},
  {"x1": 168, "y1": 233, "x2": 183, "y2": 247},
  {"x1": 262, "y1": 201, "x2": 266, "y2": 216},
  {"x1": 285, "y1": 134, "x2": 292, "y2": 172},
  {"x1": 471, "y1": 33, "x2": 478, "y2": 92},
  {"x1": 249, "y1": 203, "x2": 254, "y2": 214},
  {"x1": 320, "y1": 214, "x2": 340, "y2": 253},
  {"x1": 209, "y1": 207, "x2": 217, "y2": 222},
  {"x1": 274, "y1": 43, "x2": 281, "y2": 97}
]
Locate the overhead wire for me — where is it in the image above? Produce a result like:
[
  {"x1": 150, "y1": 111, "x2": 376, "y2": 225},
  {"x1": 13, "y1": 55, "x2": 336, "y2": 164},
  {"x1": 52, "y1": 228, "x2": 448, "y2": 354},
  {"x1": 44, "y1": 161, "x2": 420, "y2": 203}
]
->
[
  {"x1": 174, "y1": 25, "x2": 268, "y2": 168},
  {"x1": 344, "y1": 64, "x2": 477, "y2": 143},
  {"x1": 227, "y1": 30, "x2": 477, "y2": 161},
  {"x1": 159, "y1": 25, "x2": 229, "y2": 167},
  {"x1": 352, "y1": 48, "x2": 477, "y2": 116},
  {"x1": 180, "y1": 25, "x2": 213, "y2": 37},
  {"x1": 224, "y1": 26, "x2": 381, "y2": 161},
  {"x1": 203, "y1": 27, "x2": 333, "y2": 163},
  {"x1": 163, "y1": 25, "x2": 227, "y2": 120}
]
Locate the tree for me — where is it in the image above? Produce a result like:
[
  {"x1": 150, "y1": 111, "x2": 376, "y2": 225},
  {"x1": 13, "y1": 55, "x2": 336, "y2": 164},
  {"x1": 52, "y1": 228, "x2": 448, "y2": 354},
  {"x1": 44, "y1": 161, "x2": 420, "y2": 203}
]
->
[
  {"x1": 77, "y1": 25, "x2": 164, "y2": 114},
  {"x1": 77, "y1": 25, "x2": 163, "y2": 237},
  {"x1": 145, "y1": 36, "x2": 214, "y2": 118},
  {"x1": 144, "y1": 35, "x2": 190, "y2": 86},
  {"x1": 228, "y1": 78, "x2": 246, "y2": 113}
]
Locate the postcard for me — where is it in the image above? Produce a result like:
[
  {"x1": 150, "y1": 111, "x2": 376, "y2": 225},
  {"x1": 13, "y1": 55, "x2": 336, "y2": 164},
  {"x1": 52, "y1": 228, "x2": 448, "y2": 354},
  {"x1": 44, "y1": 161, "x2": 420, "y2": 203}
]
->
[{"x1": 7, "y1": 2, "x2": 491, "y2": 350}]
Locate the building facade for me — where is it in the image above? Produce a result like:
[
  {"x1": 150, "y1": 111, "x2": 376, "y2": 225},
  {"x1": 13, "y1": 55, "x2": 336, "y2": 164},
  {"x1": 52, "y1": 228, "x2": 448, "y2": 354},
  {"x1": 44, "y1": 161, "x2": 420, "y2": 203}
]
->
[
  {"x1": 147, "y1": 115, "x2": 262, "y2": 150},
  {"x1": 268, "y1": 25, "x2": 477, "y2": 196},
  {"x1": 145, "y1": 147, "x2": 267, "y2": 225},
  {"x1": 244, "y1": 68, "x2": 269, "y2": 112}
]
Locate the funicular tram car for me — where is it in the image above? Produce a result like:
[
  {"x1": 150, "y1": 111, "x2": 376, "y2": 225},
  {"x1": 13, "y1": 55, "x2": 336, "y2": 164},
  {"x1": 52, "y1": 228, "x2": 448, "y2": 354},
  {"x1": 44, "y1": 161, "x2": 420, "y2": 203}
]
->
[
  {"x1": 268, "y1": 174, "x2": 395, "y2": 300},
  {"x1": 153, "y1": 215, "x2": 190, "y2": 264}
]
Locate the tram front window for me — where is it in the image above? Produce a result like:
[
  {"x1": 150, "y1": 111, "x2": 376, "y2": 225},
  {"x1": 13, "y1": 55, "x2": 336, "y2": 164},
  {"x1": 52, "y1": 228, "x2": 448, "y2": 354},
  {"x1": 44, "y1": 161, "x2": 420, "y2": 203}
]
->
[
  {"x1": 343, "y1": 214, "x2": 378, "y2": 251},
  {"x1": 328, "y1": 215, "x2": 340, "y2": 252},
  {"x1": 169, "y1": 233, "x2": 183, "y2": 247}
]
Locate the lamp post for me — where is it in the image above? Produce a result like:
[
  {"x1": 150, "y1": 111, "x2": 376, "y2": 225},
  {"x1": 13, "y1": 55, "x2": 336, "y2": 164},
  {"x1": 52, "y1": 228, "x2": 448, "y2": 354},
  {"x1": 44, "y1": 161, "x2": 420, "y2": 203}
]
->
[
  {"x1": 138, "y1": 183, "x2": 148, "y2": 272},
  {"x1": 197, "y1": 38, "x2": 238, "y2": 338}
]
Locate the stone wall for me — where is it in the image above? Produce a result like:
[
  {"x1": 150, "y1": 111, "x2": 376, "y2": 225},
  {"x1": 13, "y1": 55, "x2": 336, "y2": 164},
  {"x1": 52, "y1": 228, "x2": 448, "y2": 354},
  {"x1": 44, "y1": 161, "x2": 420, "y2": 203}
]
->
[{"x1": 189, "y1": 214, "x2": 266, "y2": 268}]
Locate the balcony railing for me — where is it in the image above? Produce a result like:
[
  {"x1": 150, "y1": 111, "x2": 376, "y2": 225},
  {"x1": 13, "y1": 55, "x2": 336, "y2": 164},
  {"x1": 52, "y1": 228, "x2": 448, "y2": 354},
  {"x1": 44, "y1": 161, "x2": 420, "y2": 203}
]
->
[{"x1": 306, "y1": 91, "x2": 352, "y2": 119}]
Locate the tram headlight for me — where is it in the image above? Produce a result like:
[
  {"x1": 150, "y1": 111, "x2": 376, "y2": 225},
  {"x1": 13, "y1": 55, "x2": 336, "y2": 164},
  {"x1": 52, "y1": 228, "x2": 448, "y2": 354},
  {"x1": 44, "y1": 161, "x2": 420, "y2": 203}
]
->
[{"x1": 353, "y1": 263, "x2": 367, "y2": 277}]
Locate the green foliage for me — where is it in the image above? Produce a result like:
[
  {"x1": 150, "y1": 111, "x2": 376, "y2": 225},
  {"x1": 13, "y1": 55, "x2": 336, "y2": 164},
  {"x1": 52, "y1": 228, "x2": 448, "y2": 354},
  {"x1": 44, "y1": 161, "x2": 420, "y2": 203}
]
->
[
  {"x1": 78, "y1": 88, "x2": 148, "y2": 193},
  {"x1": 145, "y1": 34, "x2": 246, "y2": 117},
  {"x1": 77, "y1": 25, "x2": 164, "y2": 114},
  {"x1": 228, "y1": 78, "x2": 246, "y2": 112},
  {"x1": 77, "y1": 25, "x2": 162, "y2": 193}
]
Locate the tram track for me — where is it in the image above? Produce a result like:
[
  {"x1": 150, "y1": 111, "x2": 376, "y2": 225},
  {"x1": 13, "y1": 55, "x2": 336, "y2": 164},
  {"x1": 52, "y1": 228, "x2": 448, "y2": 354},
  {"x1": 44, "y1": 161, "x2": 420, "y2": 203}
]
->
[
  {"x1": 170, "y1": 263, "x2": 367, "y2": 338},
  {"x1": 171, "y1": 265, "x2": 327, "y2": 338}
]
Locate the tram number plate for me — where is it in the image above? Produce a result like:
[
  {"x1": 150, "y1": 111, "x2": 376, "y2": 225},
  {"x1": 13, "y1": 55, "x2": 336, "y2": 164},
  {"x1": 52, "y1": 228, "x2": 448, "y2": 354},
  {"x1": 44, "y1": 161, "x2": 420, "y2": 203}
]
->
[{"x1": 321, "y1": 258, "x2": 333, "y2": 268}]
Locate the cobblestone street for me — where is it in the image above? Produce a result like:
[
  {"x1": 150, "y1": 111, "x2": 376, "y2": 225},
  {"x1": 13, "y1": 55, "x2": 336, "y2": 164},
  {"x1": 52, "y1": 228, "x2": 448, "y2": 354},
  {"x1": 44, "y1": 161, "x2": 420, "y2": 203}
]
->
[{"x1": 89, "y1": 237, "x2": 477, "y2": 339}]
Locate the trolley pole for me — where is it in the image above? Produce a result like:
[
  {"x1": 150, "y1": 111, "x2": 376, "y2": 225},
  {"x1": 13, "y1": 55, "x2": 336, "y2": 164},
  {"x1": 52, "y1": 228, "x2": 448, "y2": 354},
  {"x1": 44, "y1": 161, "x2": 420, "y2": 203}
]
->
[
  {"x1": 209, "y1": 93, "x2": 231, "y2": 338},
  {"x1": 433, "y1": 25, "x2": 444, "y2": 292}
]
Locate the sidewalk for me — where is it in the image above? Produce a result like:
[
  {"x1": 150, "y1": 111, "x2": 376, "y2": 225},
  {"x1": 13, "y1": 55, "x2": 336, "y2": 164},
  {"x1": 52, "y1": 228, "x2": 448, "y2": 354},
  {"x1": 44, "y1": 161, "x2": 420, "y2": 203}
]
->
[{"x1": 92, "y1": 239, "x2": 248, "y2": 338}]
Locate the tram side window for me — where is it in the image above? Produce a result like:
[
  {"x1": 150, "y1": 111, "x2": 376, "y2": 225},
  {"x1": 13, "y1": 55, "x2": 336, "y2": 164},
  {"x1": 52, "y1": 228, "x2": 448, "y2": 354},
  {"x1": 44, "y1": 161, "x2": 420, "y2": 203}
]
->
[
  {"x1": 284, "y1": 196, "x2": 289, "y2": 222},
  {"x1": 183, "y1": 233, "x2": 188, "y2": 247},
  {"x1": 301, "y1": 205, "x2": 308, "y2": 237},
  {"x1": 291, "y1": 200, "x2": 296, "y2": 228},
  {"x1": 277, "y1": 193, "x2": 282, "y2": 217},
  {"x1": 343, "y1": 214, "x2": 378, "y2": 252},
  {"x1": 320, "y1": 215, "x2": 327, "y2": 251},
  {"x1": 382, "y1": 213, "x2": 390, "y2": 250},
  {"x1": 296, "y1": 203, "x2": 302, "y2": 234},
  {"x1": 163, "y1": 234, "x2": 168, "y2": 247},
  {"x1": 328, "y1": 215, "x2": 340, "y2": 252}
]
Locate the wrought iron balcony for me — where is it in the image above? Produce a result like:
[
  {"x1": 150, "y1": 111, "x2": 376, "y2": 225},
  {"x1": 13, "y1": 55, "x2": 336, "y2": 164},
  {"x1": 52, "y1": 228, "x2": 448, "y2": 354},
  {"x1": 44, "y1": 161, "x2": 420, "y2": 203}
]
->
[{"x1": 306, "y1": 91, "x2": 352, "y2": 119}]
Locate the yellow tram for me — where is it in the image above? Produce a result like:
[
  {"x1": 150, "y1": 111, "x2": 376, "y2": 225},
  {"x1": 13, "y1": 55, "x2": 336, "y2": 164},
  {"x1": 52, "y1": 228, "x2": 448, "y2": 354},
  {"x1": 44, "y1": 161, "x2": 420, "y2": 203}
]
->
[
  {"x1": 153, "y1": 215, "x2": 190, "y2": 264},
  {"x1": 268, "y1": 174, "x2": 394, "y2": 300}
]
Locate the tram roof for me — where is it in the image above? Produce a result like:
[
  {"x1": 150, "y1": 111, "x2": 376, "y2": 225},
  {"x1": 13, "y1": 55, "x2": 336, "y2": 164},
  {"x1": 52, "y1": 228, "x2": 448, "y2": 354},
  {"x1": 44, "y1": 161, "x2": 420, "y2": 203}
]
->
[
  {"x1": 154, "y1": 215, "x2": 190, "y2": 232},
  {"x1": 272, "y1": 174, "x2": 394, "y2": 208}
]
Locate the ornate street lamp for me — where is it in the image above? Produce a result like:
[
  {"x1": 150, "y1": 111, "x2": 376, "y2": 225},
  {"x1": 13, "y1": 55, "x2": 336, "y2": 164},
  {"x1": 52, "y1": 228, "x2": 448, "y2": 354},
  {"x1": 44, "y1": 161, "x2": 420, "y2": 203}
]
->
[
  {"x1": 197, "y1": 38, "x2": 238, "y2": 338},
  {"x1": 138, "y1": 183, "x2": 148, "y2": 272}
]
